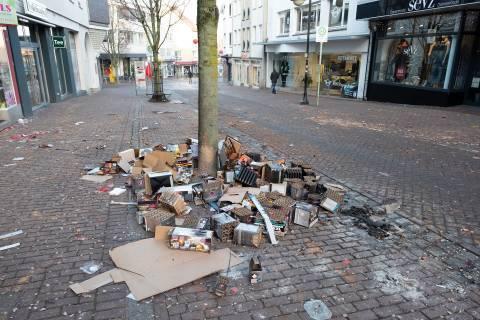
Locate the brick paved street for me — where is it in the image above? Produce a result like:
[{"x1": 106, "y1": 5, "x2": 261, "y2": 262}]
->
[
  {"x1": 0, "y1": 81, "x2": 479, "y2": 320},
  {"x1": 171, "y1": 80, "x2": 480, "y2": 254}
]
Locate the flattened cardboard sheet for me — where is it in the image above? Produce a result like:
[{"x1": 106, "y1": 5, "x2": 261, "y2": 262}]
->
[{"x1": 70, "y1": 227, "x2": 242, "y2": 301}]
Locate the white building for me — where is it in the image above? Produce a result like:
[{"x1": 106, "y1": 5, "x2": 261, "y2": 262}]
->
[
  {"x1": 160, "y1": 11, "x2": 199, "y2": 78},
  {"x1": 219, "y1": 0, "x2": 267, "y2": 88},
  {"x1": 265, "y1": 0, "x2": 370, "y2": 99}
]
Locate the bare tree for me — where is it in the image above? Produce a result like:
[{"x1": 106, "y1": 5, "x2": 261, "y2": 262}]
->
[
  {"x1": 118, "y1": 0, "x2": 189, "y2": 102},
  {"x1": 197, "y1": 0, "x2": 219, "y2": 174},
  {"x1": 101, "y1": 2, "x2": 127, "y2": 84}
]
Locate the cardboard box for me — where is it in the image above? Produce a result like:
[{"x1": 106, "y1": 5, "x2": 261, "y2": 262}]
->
[
  {"x1": 144, "y1": 172, "x2": 174, "y2": 196},
  {"x1": 202, "y1": 180, "x2": 224, "y2": 202},
  {"x1": 249, "y1": 256, "x2": 263, "y2": 284},
  {"x1": 168, "y1": 227, "x2": 213, "y2": 253},
  {"x1": 320, "y1": 198, "x2": 340, "y2": 213},
  {"x1": 158, "y1": 190, "x2": 188, "y2": 215},
  {"x1": 117, "y1": 149, "x2": 136, "y2": 173},
  {"x1": 212, "y1": 212, "x2": 239, "y2": 242},
  {"x1": 294, "y1": 202, "x2": 319, "y2": 227},
  {"x1": 143, "y1": 151, "x2": 176, "y2": 172},
  {"x1": 233, "y1": 223, "x2": 263, "y2": 247},
  {"x1": 143, "y1": 208, "x2": 175, "y2": 231}
]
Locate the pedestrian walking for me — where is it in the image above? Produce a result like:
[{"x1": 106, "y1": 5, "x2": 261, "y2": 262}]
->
[
  {"x1": 270, "y1": 69, "x2": 279, "y2": 94},
  {"x1": 188, "y1": 70, "x2": 193, "y2": 84}
]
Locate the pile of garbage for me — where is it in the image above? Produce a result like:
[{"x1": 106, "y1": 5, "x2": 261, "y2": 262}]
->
[{"x1": 72, "y1": 135, "x2": 353, "y2": 300}]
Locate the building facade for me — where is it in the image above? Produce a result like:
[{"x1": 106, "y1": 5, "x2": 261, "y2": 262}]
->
[
  {"x1": 0, "y1": 0, "x2": 109, "y2": 123},
  {"x1": 358, "y1": 0, "x2": 480, "y2": 106},
  {"x1": 219, "y1": 0, "x2": 267, "y2": 88},
  {"x1": 265, "y1": 0, "x2": 370, "y2": 99},
  {"x1": 160, "y1": 11, "x2": 199, "y2": 79}
]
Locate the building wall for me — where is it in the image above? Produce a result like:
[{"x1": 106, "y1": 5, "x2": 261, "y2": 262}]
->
[
  {"x1": 219, "y1": 0, "x2": 267, "y2": 88},
  {"x1": 265, "y1": 0, "x2": 370, "y2": 99}
]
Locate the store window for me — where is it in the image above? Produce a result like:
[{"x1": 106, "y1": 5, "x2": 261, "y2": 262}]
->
[
  {"x1": 279, "y1": 11, "x2": 290, "y2": 35},
  {"x1": 0, "y1": 28, "x2": 17, "y2": 109},
  {"x1": 323, "y1": 54, "x2": 360, "y2": 98},
  {"x1": 373, "y1": 13, "x2": 459, "y2": 89}
]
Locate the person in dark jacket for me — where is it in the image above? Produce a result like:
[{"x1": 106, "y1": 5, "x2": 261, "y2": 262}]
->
[{"x1": 270, "y1": 69, "x2": 279, "y2": 94}]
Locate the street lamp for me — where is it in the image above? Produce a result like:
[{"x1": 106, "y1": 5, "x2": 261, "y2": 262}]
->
[{"x1": 291, "y1": 0, "x2": 312, "y2": 105}]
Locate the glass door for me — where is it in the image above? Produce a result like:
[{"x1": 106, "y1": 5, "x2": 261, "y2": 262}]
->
[
  {"x1": 21, "y1": 47, "x2": 46, "y2": 108},
  {"x1": 465, "y1": 38, "x2": 480, "y2": 106}
]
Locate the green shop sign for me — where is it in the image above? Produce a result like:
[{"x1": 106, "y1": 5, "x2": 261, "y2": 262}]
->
[
  {"x1": 53, "y1": 36, "x2": 66, "y2": 48},
  {"x1": 0, "y1": 1, "x2": 17, "y2": 25}
]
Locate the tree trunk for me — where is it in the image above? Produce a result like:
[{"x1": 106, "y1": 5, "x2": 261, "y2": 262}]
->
[
  {"x1": 197, "y1": 0, "x2": 219, "y2": 175},
  {"x1": 150, "y1": 52, "x2": 168, "y2": 102}
]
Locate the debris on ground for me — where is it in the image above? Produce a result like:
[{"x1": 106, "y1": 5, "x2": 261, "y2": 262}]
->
[
  {"x1": 12, "y1": 157, "x2": 24, "y2": 161},
  {"x1": 75, "y1": 121, "x2": 85, "y2": 126},
  {"x1": 374, "y1": 269, "x2": 424, "y2": 300},
  {"x1": 304, "y1": 299, "x2": 332, "y2": 320},
  {"x1": 341, "y1": 205, "x2": 401, "y2": 239},
  {"x1": 70, "y1": 135, "x2": 365, "y2": 300},
  {"x1": 80, "y1": 261, "x2": 103, "y2": 274},
  {"x1": 0, "y1": 243, "x2": 20, "y2": 251},
  {"x1": 0, "y1": 230, "x2": 23, "y2": 240}
]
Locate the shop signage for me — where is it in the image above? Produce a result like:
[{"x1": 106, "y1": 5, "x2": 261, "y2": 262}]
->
[
  {"x1": 24, "y1": 0, "x2": 48, "y2": 20},
  {"x1": 389, "y1": 0, "x2": 460, "y2": 14},
  {"x1": 0, "y1": 1, "x2": 17, "y2": 25},
  {"x1": 53, "y1": 36, "x2": 65, "y2": 48},
  {"x1": 316, "y1": 0, "x2": 330, "y2": 43},
  {"x1": 337, "y1": 55, "x2": 358, "y2": 62}
]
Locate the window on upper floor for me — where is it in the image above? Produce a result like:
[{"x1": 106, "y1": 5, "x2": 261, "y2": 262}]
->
[
  {"x1": 229, "y1": 4, "x2": 232, "y2": 16},
  {"x1": 247, "y1": 8, "x2": 250, "y2": 20},
  {"x1": 279, "y1": 11, "x2": 290, "y2": 35},
  {"x1": 296, "y1": 0, "x2": 349, "y2": 33},
  {"x1": 253, "y1": 26, "x2": 257, "y2": 42},
  {"x1": 330, "y1": 0, "x2": 349, "y2": 29},
  {"x1": 229, "y1": 32, "x2": 232, "y2": 46}
]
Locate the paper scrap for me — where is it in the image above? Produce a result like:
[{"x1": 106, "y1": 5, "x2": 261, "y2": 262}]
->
[
  {"x1": 0, "y1": 230, "x2": 23, "y2": 240},
  {"x1": 12, "y1": 157, "x2": 24, "y2": 161},
  {"x1": 81, "y1": 175, "x2": 113, "y2": 183},
  {"x1": 109, "y1": 188, "x2": 126, "y2": 196},
  {"x1": 75, "y1": 121, "x2": 85, "y2": 125},
  {"x1": 0, "y1": 243, "x2": 20, "y2": 251}
]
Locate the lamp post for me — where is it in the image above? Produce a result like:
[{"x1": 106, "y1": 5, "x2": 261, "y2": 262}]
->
[{"x1": 292, "y1": 0, "x2": 312, "y2": 105}]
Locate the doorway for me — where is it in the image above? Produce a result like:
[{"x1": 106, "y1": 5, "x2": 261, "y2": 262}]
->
[{"x1": 21, "y1": 47, "x2": 47, "y2": 108}]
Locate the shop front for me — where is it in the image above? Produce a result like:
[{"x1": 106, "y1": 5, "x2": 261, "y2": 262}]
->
[
  {"x1": 358, "y1": 0, "x2": 480, "y2": 106},
  {"x1": 0, "y1": 26, "x2": 20, "y2": 122},
  {"x1": 265, "y1": 38, "x2": 368, "y2": 99}
]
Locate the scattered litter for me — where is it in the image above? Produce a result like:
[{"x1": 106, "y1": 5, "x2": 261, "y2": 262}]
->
[
  {"x1": 378, "y1": 172, "x2": 390, "y2": 177},
  {"x1": 304, "y1": 299, "x2": 332, "y2": 320},
  {"x1": 96, "y1": 145, "x2": 106, "y2": 150},
  {"x1": 97, "y1": 184, "x2": 113, "y2": 193},
  {"x1": 8, "y1": 131, "x2": 49, "y2": 142},
  {"x1": 0, "y1": 243, "x2": 20, "y2": 251},
  {"x1": 81, "y1": 175, "x2": 113, "y2": 183},
  {"x1": 436, "y1": 281, "x2": 466, "y2": 295},
  {"x1": 12, "y1": 157, "x2": 24, "y2": 161},
  {"x1": 126, "y1": 293, "x2": 137, "y2": 301},
  {"x1": 38, "y1": 143, "x2": 53, "y2": 148},
  {"x1": 0, "y1": 230, "x2": 23, "y2": 240},
  {"x1": 109, "y1": 188, "x2": 126, "y2": 196},
  {"x1": 171, "y1": 100, "x2": 184, "y2": 104},
  {"x1": 80, "y1": 261, "x2": 103, "y2": 275},
  {"x1": 17, "y1": 118, "x2": 31, "y2": 125},
  {"x1": 3, "y1": 163, "x2": 16, "y2": 167},
  {"x1": 341, "y1": 206, "x2": 396, "y2": 239},
  {"x1": 75, "y1": 121, "x2": 85, "y2": 125},
  {"x1": 374, "y1": 269, "x2": 424, "y2": 300},
  {"x1": 110, "y1": 201, "x2": 137, "y2": 205},
  {"x1": 0, "y1": 230, "x2": 23, "y2": 239},
  {"x1": 140, "y1": 127, "x2": 149, "y2": 131},
  {"x1": 152, "y1": 111, "x2": 177, "y2": 114}
]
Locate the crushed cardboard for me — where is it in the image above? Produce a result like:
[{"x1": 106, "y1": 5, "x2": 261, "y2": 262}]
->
[{"x1": 70, "y1": 227, "x2": 242, "y2": 300}]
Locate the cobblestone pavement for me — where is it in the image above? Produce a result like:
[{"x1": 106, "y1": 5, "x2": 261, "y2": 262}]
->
[
  {"x1": 0, "y1": 82, "x2": 479, "y2": 320},
  {"x1": 171, "y1": 80, "x2": 480, "y2": 254}
]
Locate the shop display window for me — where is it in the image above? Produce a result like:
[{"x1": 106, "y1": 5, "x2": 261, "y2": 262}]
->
[
  {"x1": 323, "y1": 54, "x2": 360, "y2": 98},
  {"x1": 0, "y1": 28, "x2": 17, "y2": 109},
  {"x1": 373, "y1": 13, "x2": 460, "y2": 89}
]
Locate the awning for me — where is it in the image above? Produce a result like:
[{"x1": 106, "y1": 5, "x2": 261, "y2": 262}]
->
[{"x1": 17, "y1": 13, "x2": 56, "y2": 28}]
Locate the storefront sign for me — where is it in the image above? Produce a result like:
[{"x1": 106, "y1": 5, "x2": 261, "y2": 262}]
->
[
  {"x1": 389, "y1": 0, "x2": 461, "y2": 14},
  {"x1": 337, "y1": 55, "x2": 358, "y2": 62},
  {"x1": 316, "y1": 0, "x2": 330, "y2": 43},
  {"x1": 24, "y1": 0, "x2": 48, "y2": 20},
  {"x1": 52, "y1": 36, "x2": 65, "y2": 48},
  {"x1": 0, "y1": 1, "x2": 17, "y2": 25},
  {"x1": 134, "y1": 61, "x2": 146, "y2": 90}
]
